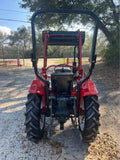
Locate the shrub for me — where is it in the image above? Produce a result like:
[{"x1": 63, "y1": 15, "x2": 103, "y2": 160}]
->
[{"x1": 99, "y1": 40, "x2": 119, "y2": 67}]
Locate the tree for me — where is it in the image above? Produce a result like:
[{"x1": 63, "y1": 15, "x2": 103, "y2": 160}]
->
[
  {"x1": 20, "y1": 0, "x2": 119, "y2": 66},
  {"x1": 0, "y1": 32, "x2": 8, "y2": 44},
  {"x1": 8, "y1": 26, "x2": 32, "y2": 60},
  {"x1": 0, "y1": 32, "x2": 8, "y2": 60},
  {"x1": 20, "y1": 0, "x2": 119, "y2": 43},
  {"x1": 8, "y1": 26, "x2": 31, "y2": 47},
  {"x1": 0, "y1": 32, "x2": 4, "y2": 43}
]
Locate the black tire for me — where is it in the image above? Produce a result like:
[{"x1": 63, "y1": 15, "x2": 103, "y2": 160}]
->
[
  {"x1": 25, "y1": 93, "x2": 45, "y2": 142},
  {"x1": 78, "y1": 95, "x2": 100, "y2": 143}
]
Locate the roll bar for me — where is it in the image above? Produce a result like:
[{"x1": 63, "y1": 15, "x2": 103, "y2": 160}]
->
[{"x1": 31, "y1": 9, "x2": 99, "y2": 85}]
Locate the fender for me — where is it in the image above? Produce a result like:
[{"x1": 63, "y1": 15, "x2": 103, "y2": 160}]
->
[
  {"x1": 29, "y1": 78, "x2": 46, "y2": 96},
  {"x1": 80, "y1": 78, "x2": 98, "y2": 97},
  {"x1": 78, "y1": 78, "x2": 98, "y2": 114}
]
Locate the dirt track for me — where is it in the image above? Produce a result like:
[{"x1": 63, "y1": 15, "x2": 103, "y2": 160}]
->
[{"x1": 0, "y1": 63, "x2": 120, "y2": 160}]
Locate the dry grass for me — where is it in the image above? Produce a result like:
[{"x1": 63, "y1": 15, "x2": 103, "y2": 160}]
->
[{"x1": 85, "y1": 133, "x2": 120, "y2": 160}]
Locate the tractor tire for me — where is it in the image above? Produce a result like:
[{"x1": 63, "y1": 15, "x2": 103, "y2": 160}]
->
[
  {"x1": 25, "y1": 93, "x2": 45, "y2": 143},
  {"x1": 78, "y1": 95, "x2": 100, "y2": 143}
]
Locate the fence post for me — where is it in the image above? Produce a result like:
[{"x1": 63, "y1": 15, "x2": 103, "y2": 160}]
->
[
  {"x1": 5, "y1": 62, "x2": 7, "y2": 68},
  {"x1": 67, "y1": 57, "x2": 69, "y2": 64},
  {"x1": 17, "y1": 59, "x2": 20, "y2": 67}
]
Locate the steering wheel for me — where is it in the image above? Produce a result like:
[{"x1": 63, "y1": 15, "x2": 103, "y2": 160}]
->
[
  {"x1": 54, "y1": 64, "x2": 72, "y2": 72},
  {"x1": 42, "y1": 64, "x2": 80, "y2": 79}
]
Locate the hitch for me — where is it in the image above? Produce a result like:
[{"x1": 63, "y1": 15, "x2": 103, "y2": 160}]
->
[{"x1": 71, "y1": 116, "x2": 83, "y2": 141}]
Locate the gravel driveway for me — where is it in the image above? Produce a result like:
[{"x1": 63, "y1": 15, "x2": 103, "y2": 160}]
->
[{"x1": 0, "y1": 66, "x2": 120, "y2": 160}]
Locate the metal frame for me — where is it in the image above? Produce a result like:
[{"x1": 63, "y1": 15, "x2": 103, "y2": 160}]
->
[
  {"x1": 31, "y1": 9, "x2": 99, "y2": 85},
  {"x1": 42, "y1": 31, "x2": 83, "y2": 70}
]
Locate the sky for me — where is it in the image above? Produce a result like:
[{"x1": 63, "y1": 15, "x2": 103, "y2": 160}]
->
[
  {"x1": 0, "y1": 0, "x2": 31, "y2": 34},
  {"x1": 0, "y1": 0, "x2": 119, "y2": 35}
]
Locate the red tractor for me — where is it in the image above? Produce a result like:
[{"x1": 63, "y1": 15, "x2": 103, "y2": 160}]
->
[{"x1": 25, "y1": 9, "x2": 100, "y2": 143}]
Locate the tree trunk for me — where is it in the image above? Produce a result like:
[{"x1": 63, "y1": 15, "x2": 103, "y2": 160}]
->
[{"x1": 98, "y1": 20, "x2": 113, "y2": 44}]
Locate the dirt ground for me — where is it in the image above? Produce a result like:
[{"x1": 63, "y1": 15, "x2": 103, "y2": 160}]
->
[{"x1": 0, "y1": 62, "x2": 120, "y2": 160}]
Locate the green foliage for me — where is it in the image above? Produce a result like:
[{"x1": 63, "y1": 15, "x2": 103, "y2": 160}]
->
[
  {"x1": 8, "y1": 26, "x2": 31, "y2": 47},
  {"x1": 0, "y1": 32, "x2": 4, "y2": 41},
  {"x1": 99, "y1": 29, "x2": 119, "y2": 67},
  {"x1": 36, "y1": 33, "x2": 44, "y2": 58},
  {"x1": 20, "y1": 0, "x2": 119, "y2": 66},
  {"x1": 99, "y1": 37, "x2": 119, "y2": 67},
  {"x1": 6, "y1": 26, "x2": 32, "y2": 59},
  {"x1": 47, "y1": 46, "x2": 74, "y2": 58},
  {"x1": 0, "y1": 32, "x2": 7, "y2": 43},
  {"x1": 36, "y1": 33, "x2": 74, "y2": 58},
  {"x1": 0, "y1": 45, "x2": 32, "y2": 59},
  {"x1": 20, "y1": 0, "x2": 119, "y2": 34}
]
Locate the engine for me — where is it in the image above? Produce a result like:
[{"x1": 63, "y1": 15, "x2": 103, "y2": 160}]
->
[{"x1": 51, "y1": 70, "x2": 74, "y2": 129}]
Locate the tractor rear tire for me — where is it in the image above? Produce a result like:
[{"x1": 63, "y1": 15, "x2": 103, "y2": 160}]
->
[
  {"x1": 78, "y1": 95, "x2": 100, "y2": 143},
  {"x1": 25, "y1": 93, "x2": 45, "y2": 143}
]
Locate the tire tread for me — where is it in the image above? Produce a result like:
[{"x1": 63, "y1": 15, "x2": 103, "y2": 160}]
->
[
  {"x1": 25, "y1": 93, "x2": 45, "y2": 143},
  {"x1": 80, "y1": 95, "x2": 100, "y2": 143}
]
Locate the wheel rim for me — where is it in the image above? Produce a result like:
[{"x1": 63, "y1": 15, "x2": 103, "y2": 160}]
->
[
  {"x1": 40, "y1": 97, "x2": 45, "y2": 130},
  {"x1": 78, "y1": 99, "x2": 85, "y2": 131}
]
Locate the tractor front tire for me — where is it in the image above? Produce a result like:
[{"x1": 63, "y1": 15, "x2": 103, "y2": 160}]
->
[
  {"x1": 25, "y1": 94, "x2": 45, "y2": 143},
  {"x1": 79, "y1": 95, "x2": 100, "y2": 143}
]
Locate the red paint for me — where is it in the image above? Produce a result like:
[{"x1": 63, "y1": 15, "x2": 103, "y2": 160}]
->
[
  {"x1": 43, "y1": 32, "x2": 49, "y2": 68},
  {"x1": 67, "y1": 57, "x2": 69, "y2": 64},
  {"x1": 29, "y1": 78, "x2": 47, "y2": 107},
  {"x1": 79, "y1": 33, "x2": 82, "y2": 70},
  {"x1": 77, "y1": 78, "x2": 98, "y2": 114},
  {"x1": 80, "y1": 78, "x2": 98, "y2": 97},
  {"x1": 17, "y1": 59, "x2": 20, "y2": 67},
  {"x1": 29, "y1": 78, "x2": 46, "y2": 96},
  {"x1": 71, "y1": 92, "x2": 77, "y2": 96},
  {"x1": 41, "y1": 106, "x2": 46, "y2": 113}
]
